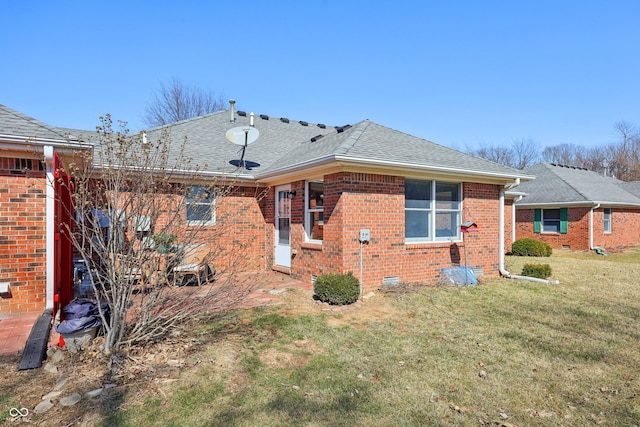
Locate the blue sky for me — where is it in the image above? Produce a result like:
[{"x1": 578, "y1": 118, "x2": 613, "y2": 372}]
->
[{"x1": 2, "y1": 1, "x2": 639, "y2": 150}]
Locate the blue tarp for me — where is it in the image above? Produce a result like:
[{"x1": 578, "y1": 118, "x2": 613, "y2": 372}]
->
[
  {"x1": 440, "y1": 266, "x2": 478, "y2": 286},
  {"x1": 55, "y1": 298, "x2": 110, "y2": 334}
]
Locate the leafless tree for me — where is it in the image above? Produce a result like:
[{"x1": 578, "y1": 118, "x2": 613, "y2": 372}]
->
[
  {"x1": 469, "y1": 138, "x2": 539, "y2": 169},
  {"x1": 541, "y1": 143, "x2": 581, "y2": 165},
  {"x1": 510, "y1": 138, "x2": 540, "y2": 169},
  {"x1": 143, "y1": 77, "x2": 226, "y2": 127},
  {"x1": 606, "y1": 121, "x2": 640, "y2": 181},
  {"x1": 57, "y1": 116, "x2": 265, "y2": 355},
  {"x1": 470, "y1": 145, "x2": 513, "y2": 167}
]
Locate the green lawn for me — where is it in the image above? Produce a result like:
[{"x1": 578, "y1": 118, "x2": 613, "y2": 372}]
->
[{"x1": 105, "y1": 249, "x2": 640, "y2": 426}]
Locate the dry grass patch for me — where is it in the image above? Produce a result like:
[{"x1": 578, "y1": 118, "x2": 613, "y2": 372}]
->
[{"x1": 2, "y1": 249, "x2": 639, "y2": 426}]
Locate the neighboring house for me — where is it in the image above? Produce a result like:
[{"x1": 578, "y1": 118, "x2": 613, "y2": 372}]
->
[
  {"x1": 514, "y1": 162, "x2": 640, "y2": 251},
  {"x1": 1, "y1": 103, "x2": 533, "y2": 317}
]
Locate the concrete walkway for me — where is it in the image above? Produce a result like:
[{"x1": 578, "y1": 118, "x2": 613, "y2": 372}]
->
[{"x1": 0, "y1": 271, "x2": 311, "y2": 358}]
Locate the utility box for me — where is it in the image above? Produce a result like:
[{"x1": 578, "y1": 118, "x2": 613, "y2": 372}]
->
[
  {"x1": 0, "y1": 282, "x2": 11, "y2": 298},
  {"x1": 359, "y1": 229, "x2": 370, "y2": 243}
]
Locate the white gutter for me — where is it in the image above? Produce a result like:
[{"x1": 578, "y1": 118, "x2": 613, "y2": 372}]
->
[
  {"x1": 590, "y1": 203, "x2": 600, "y2": 250},
  {"x1": 0, "y1": 135, "x2": 92, "y2": 151},
  {"x1": 44, "y1": 146, "x2": 55, "y2": 310},
  {"x1": 499, "y1": 183, "x2": 560, "y2": 285},
  {"x1": 256, "y1": 154, "x2": 533, "y2": 183}
]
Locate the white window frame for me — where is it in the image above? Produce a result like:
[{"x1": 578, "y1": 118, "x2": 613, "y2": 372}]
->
[
  {"x1": 186, "y1": 185, "x2": 216, "y2": 226},
  {"x1": 541, "y1": 209, "x2": 560, "y2": 234},
  {"x1": 603, "y1": 208, "x2": 612, "y2": 233},
  {"x1": 305, "y1": 181, "x2": 324, "y2": 242},
  {"x1": 405, "y1": 180, "x2": 462, "y2": 243}
]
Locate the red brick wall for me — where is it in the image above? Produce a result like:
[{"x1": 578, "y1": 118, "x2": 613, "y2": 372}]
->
[
  {"x1": 0, "y1": 161, "x2": 47, "y2": 315},
  {"x1": 504, "y1": 198, "x2": 514, "y2": 253},
  {"x1": 594, "y1": 208, "x2": 640, "y2": 252},
  {"x1": 129, "y1": 185, "x2": 269, "y2": 273},
  {"x1": 516, "y1": 207, "x2": 590, "y2": 250},
  {"x1": 514, "y1": 207, "x2": 640, "y2": 252},
  {"x1": 289, "y1": 174, "x2": 505, "y2": 291},
  {"x1": 204, "y1": 189, "x2": 267, "y2": 271}
]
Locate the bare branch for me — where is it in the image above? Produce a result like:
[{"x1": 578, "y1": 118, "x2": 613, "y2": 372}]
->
[{"x1": 144, "y1": 77, "x2": 226, "y2": 127}]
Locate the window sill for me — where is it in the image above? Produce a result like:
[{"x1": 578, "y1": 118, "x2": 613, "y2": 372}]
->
[
  {"x1": 301, "y1": 242, "x2": 323, "y2": 251},
  {"x1": 405, "y1": 241, "x2": 461, "y2": 249}
]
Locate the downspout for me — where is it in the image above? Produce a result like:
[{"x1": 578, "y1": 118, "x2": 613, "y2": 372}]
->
[
  {"x1": 512, "y1": 195, "x2": 522, "y2": 243},
  {"x1": 590, "y1": 203, "x2": 600, "y2": 250},
  {"x1": 499, "y1": 180, "x2": 560, "y2": 285},
  {"x1": 44, "y1": 146, "x2": 55, "y2": 310}
]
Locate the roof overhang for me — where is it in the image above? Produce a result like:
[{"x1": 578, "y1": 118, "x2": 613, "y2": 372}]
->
[
  {"x1": 516, "y1": 201, "x2": 640, "y2": 209},
  {"x1": 0, "y1": 134, "x2": 93, "y2": 155},
  {"x1": 255, "y1": 155, "x2": 535, "y2": 186},
  {"x1": 90, "y1": 164, "x2": 259, "y2": 185}
]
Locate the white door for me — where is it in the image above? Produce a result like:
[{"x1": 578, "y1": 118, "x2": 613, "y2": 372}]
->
[{"x1": 274, "y1": 185, "x2": 291, "y2": 268}]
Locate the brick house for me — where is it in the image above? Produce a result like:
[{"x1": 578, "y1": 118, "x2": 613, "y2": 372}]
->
[
  {"x1": 1, "y1": 103, "x2": 533, "y2": 317},
  {"x1": 0, "y1": 105, "x2": 88, "y2": 316},
  {"x1": 514, "y1": 162, "x2": 640, "y2": 252}
]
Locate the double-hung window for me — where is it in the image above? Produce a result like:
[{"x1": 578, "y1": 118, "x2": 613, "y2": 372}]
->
[
  {"x1": 603, "y1": 208, "x2": 612, "y2": 233},
  {"x1": 405, "y1": 180, "x2": 461, "y2": 242},
  {"x1": 186, "y1": 185, "x2": 216, "y2": 226},
  {"x1": 305, "y1": 181, "x2": 324, "y2": 242},
  {"x1": 534, "y1": 208, "x2": 568, "y2": 234},
  {"x1": 542, "y1": 209, "x2": 561, "y2": 233}
]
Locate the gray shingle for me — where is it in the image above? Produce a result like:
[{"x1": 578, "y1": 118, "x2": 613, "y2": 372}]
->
[
  {"x1": 517, "y1": 162, "x2": 640, "y2": 206},
  {"x1": 1, "y1": 104, "x2": 533, "y2": 183},
  {"x1": 0, "y1": 104, "x2": 74, "y2": 142}
]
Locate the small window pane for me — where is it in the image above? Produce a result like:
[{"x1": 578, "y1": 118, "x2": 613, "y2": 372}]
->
[
  {"x1": 186, "y1": 203, "x2": 211, "y2": 222},
  {"x1": 308, "y1": 182, "x2": 324, "y2": 209},
  {"x1": 405, "y1": 210, "x2": 430, "y2": 239},
  {"x1": 187, "y1": 185, "x2": 214, "y2": 223},
  {"x1": 278, "y1": 218, "x2": 290, "y2": 244},
  {"x1": 544, "y1": 209, "x2": 560, "y2": 220},
  {"x1": 436, "y1": 182, "x2": 460, "y2": 209},
  {"x1": 604, "y1": 208, "x2": 612, "y2": 233},
  {"x1": 308, "y1": 211, "x2": 324, "y2": 240},
  {"x1": 435, "y1": 211, "x2": 460, "y2": 239},
  {"x1": 406, "y1": 180, "x2": 431, "y2": 202}
]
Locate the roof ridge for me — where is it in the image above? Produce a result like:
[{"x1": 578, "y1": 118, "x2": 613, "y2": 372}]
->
[
  {"x1": 541, "y1": 162, "x2": 593, "y2": 200},
  {"x1": 544, "y1": 161, "x2": 617, "y2": 202},
  {"x1": 334, "y1": 120, "x2": 370, "y2": 154}
]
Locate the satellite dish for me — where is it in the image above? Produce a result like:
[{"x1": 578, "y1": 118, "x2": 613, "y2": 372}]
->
[{"x1": 225, "y1": 126, "x2": 259, "y2": 146}]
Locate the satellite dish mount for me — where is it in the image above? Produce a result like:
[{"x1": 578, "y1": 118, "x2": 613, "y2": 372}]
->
[{"x1": 226, "y1": 125, "x2": 259, "y2": 168}]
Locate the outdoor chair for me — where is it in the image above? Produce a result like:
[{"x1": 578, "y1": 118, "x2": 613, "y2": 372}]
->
[{"x1": 171, "y1": 244, "x2": 214, "y2": 286}]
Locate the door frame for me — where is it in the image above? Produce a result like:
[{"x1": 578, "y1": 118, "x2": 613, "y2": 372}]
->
[{"x1": 274, "y1": 185, "x2": 291, "y2": 268}]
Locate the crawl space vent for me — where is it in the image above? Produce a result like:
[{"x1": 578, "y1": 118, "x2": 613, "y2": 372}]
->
[{"x1": 382, "y1": 276, "x2": 399, "y2": 286}]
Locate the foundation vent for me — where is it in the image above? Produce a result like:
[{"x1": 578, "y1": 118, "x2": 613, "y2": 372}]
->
[
  {"x1": 382, "y1": 276, "x2": 400, "y2": 286},
  {"x1": 311, "y1": 274, "x2": 318, "y2": 285}
]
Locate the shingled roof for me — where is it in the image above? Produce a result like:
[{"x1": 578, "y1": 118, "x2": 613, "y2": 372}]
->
[
  {"x1": 516, "y1": 162, "x2": 640, "y2": 207},
  {"x1": 123, "y1": 109, "x2": 530, "y2": 183},
  {"x1": 1, "y1": 103, "x2": 533, "y2": 184},
  {"x1": 0, "y1": 104, "x2": 75, "y2": 142}
]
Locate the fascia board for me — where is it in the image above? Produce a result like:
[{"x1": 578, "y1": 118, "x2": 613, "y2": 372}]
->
[
  {"x1": 256, "y1": 155, "x2": 534, "y2": 185},
  {"x1": 516, "y1": 201, "x2": 640, "y2": 208},
  {"x1": 0, "y1": 138, "x2": 93, "y2": 156},
  {"x1": 90, "y1": 164, "x2": 257, "y2": 184}
]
